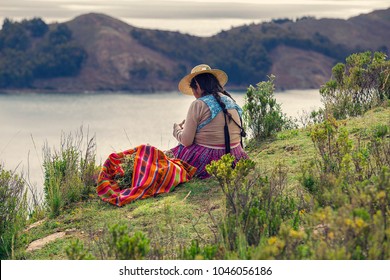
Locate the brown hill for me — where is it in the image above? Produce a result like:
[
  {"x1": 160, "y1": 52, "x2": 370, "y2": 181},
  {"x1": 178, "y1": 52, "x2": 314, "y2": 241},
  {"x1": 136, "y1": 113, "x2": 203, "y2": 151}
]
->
[
  {"x1": 32, "y1": 8, "x2": 390, "y2": 92},
  {"x1": 34, "y1": 13, "x2": 185, "y2": 92},
  {"x1": 238, "y1": 9, "x2": 390, "y2": 90},
  {"x1": 286, "y1": 9, "x2": 390, "y2": 51},
  {"x1": 269, "y1": 45, "x2": 336, "y2": 90}
]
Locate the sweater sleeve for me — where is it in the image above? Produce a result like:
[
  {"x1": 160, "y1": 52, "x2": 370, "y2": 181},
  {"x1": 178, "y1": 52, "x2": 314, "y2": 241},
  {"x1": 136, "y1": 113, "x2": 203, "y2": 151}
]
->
[{"x1": 173, "y1": 100, "x2": 204, "y2": 147}]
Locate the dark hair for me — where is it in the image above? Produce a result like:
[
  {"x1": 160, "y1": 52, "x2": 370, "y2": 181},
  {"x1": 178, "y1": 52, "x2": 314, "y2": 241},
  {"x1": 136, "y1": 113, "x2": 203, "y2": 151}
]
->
[
  {"x1": 192, "y1": 73, "x2": 246, "y2": 144},
  {"x1": 190, "y1": 73, "x2": 236, "y2": 117}
]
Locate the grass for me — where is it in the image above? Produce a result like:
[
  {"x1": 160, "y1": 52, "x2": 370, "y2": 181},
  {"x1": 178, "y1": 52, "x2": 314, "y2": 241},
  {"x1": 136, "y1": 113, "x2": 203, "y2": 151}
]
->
[
  {"x1": 14, "y1": 106, "x2": 390, "y2": 259},
  {"x1": 20, "y1": 178, "x2": 224, "y2": 259}
]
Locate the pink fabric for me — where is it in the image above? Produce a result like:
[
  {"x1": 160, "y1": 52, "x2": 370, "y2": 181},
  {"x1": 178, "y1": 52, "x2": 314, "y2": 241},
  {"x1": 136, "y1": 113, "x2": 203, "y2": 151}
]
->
[{"x1": 171, "y1": 144, "x2": 248, "y2": 179}]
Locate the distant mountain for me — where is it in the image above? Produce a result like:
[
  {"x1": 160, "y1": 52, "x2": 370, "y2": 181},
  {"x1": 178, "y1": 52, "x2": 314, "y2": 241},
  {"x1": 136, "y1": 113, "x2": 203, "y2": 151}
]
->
[
  {"x1": 1, "y1": 8, "x2": 389, "y2": 92},
  {"x1": 35, "y1": 13, "x2": 183, "y2": 92}
]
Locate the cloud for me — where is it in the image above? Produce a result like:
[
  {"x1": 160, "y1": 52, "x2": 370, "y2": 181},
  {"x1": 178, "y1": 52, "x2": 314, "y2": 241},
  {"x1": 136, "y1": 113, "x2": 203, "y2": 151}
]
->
[
  {"x1": 0, "y1": 0, "x2": 389, "y2": 35},
  {"x1": 2, "y1": 0, "x2": 389, "y2": 19}
]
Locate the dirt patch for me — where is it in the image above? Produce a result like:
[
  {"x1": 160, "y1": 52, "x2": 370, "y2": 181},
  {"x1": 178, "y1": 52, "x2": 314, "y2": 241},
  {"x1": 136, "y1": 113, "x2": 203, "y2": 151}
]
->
[
  {"x1": 24, "y1": 219, "x2": 47, "y2": 232},
  {"x1": 26, "y1": 232, "x2": 66, "y2": 252},
  {"x1": 26, "y1": 228, "x2": 78, "y2": 252}
]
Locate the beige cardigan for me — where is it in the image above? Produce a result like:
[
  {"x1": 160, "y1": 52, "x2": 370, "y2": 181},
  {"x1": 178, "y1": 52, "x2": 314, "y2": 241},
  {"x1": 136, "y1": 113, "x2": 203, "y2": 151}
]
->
[{"x1": 173, "y1": 97, "x2": 242, "y2": 147}]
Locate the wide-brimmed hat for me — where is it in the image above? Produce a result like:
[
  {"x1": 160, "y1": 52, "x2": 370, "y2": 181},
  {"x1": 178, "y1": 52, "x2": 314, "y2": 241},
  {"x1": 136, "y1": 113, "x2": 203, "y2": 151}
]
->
[{"x1": 178, "y1": 64, "x2": 228, "y2": 95}]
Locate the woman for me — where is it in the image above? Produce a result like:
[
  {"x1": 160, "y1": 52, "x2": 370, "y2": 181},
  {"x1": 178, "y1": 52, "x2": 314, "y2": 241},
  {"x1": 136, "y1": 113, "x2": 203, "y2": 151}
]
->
[{"x1": 169, "y1": 64, "x2": 248, "y2": 179}]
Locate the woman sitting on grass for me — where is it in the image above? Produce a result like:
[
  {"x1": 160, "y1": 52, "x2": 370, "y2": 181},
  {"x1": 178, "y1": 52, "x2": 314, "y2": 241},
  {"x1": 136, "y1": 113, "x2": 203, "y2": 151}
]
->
[
  {"x1": 97, "y1": 64, "x2": 247, "y2": 206},
  {"x1": 169, "y1": 64, "x2": 248, "y2": 178}
]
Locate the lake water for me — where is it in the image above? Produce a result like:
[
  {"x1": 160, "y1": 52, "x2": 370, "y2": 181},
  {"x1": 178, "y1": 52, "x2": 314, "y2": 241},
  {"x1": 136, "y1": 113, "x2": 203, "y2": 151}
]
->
[{"x1": 0, "y1": 89, "x2": 322, "y2": 193}]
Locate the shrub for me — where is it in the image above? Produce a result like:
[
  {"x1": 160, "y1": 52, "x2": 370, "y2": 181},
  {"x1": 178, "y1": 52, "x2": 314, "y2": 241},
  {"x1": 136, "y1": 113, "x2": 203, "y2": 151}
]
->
[
  {"x1": 43, "y1": 127, "x2": 98, "y2": 217},
  {"x1": 66, "y1": 239, "x2": 95, "y2": 260},
  {"x1": 320, "y1": 51, "x2": 390, "y2": 119},
  {"x1": 307, "y1": 115, "x2": 390, "y2": 206},
  {"x1": 253, "y1": 120, "x2": 390, "y2": 259},
  {"x1": 0, "y1": 165, "x2": 28, "y2": 259},
  {"x1": 242, "y1": 75, "x2": 295, "y2": 140},
  {"x1": 283, "y1": 113, "x2": 390, "y2": 259},
  {"x1": 371, "y1": 123, "x2": 389, "y2": 139},
  {"x1": 206, "y1": 154, "x2": 256, "y2": 256},
  {"x1": 66, "y1": 226, "x2": 151, "y2": 260},
  {"x1": 367, "y1": 125, "x2": 390, "y2": 175},
  {"x1": 66, "y1": 223, "x2": 150, "y2": 260},
  {"x1": 310, "y1": 117, "x2": 389, "y2": 179},
  {"x1": 278, "y1": 167, "x2": 390, "y2": 260},
  {"x1": 179, "y1": 239, "x2": 219, "y2": 260},
  {"x1": 310, "y1": 117, "x2": 351, "y2": 175},
  {"x1": 206, "y1": 155, "x2": 297, "y2": 258},
  {"x1": 107, "y1": 224, "x2": 150, "y2": 260},
  {"x1": 297, "y1": 108, "x2": 325, "y2": 128}
]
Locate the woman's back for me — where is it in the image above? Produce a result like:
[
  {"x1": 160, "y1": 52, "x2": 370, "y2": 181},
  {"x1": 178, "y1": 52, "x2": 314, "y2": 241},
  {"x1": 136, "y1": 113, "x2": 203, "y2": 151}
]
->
[
  {"x1": 193, "y1": 101, "x2": 242, "y2": 147},
  {"x1": 171, "y1": 64, "x2": 248, "y2": 178}
]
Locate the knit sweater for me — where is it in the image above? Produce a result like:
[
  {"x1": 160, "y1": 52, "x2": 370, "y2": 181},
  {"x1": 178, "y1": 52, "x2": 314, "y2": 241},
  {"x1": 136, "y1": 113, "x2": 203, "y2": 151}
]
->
[{"x1": 173, "y1": 96, "x2": 242, "y2": 147}]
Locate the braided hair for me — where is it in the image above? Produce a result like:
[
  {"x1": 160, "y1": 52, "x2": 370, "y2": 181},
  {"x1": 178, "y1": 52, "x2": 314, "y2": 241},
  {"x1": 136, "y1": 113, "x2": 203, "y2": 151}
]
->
[
  {"x1": 190, "y1": 72, "x2": 246, "y2": 147},
  {"x1": 190, "y1": 73, "x2": 235, "y2": 119}
]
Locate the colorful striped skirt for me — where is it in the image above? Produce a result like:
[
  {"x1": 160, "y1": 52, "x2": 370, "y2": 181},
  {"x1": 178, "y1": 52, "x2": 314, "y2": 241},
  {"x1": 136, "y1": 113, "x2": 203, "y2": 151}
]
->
[
  {"x1": 96, "y1": 144, "x2": 197, "y2": 206},
  {"x1": 170, "y1": 143, "x2": 248, "y2": 179}
]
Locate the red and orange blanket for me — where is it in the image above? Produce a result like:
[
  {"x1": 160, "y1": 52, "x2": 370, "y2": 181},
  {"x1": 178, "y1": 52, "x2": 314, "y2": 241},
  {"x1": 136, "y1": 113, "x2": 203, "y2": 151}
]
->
[{"x1": 96, "y1": 144, "x2": 196, "y2": 206}]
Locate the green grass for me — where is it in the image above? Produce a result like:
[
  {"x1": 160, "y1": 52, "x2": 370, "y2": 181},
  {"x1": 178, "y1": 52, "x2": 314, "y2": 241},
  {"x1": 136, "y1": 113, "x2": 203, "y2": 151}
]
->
[
  {"x1": 19, "y1": 106, "x2": 390, "y2": 260},
  {"x1": 21, "y1": 178, "x2": 224, "y2": 259}
]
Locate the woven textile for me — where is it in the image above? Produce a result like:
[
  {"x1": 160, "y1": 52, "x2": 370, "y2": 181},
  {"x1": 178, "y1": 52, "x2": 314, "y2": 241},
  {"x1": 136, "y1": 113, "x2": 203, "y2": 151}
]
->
[
  {"x1": 96, "y1": 145, "x2": 197, "y2": 206},
  {"x1": 171, "y1": 143, "x2": 248, "y2": 179}
]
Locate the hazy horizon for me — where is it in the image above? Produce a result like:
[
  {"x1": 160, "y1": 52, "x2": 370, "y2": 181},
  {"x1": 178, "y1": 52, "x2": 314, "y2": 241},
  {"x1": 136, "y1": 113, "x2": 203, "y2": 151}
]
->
[{"x1": 1, "y1": 0, "x2": 389, "y2": 36}]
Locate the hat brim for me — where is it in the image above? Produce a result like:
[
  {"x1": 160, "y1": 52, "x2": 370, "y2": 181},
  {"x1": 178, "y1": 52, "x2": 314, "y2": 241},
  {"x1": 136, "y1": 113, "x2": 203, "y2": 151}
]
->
[{"x1": 178, "y1": 69, "x2": 228, "y2": 95}]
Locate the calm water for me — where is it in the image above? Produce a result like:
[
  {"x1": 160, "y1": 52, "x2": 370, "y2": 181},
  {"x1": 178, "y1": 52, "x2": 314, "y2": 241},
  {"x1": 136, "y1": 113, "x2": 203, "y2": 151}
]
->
[{"x1": 0, "y1": 90, "x2": 322, "y2": 192}]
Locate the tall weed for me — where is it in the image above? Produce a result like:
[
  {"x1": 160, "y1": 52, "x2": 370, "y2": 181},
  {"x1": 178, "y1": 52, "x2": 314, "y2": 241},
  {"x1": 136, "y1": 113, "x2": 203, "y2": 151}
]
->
[
  {"x1": 43, "y1": 127, "x2": 98, "y2": 217},
  {"x1": 0, "y1": 165, "x2": 28, "y2": 259}
]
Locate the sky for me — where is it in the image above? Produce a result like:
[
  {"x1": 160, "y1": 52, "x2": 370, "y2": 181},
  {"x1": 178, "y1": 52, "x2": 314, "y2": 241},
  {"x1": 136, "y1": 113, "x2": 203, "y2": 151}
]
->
[{"x1": 1, "y1": 0, "x2": 390, "y2": 36}]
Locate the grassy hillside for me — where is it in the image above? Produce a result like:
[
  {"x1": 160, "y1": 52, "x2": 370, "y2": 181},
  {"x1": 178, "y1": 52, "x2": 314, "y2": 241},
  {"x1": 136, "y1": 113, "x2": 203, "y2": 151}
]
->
[{"x1": 18, "y1": 105, "x2": 390, "y2": 260}]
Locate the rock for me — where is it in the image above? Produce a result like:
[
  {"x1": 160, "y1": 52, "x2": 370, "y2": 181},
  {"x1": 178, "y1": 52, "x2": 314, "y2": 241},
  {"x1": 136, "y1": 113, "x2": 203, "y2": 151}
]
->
[{"x1": 26, "y1": 232, "x2": 66, "y2": 252}]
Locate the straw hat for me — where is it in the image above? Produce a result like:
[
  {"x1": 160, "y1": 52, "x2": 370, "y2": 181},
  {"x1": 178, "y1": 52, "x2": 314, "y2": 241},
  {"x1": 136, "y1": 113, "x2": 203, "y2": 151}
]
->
[{"x1": 178, "y1": 64, "x2": 228, "y2": 95}]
